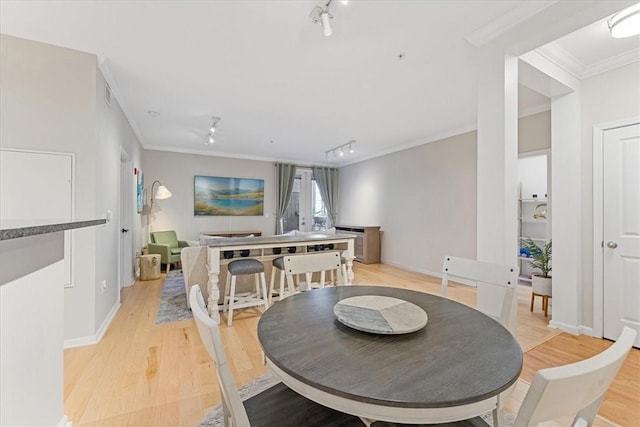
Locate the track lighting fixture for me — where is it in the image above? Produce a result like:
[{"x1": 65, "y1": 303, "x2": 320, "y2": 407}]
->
[
  {"x1": 310, "y1": 0, "x2": 348, "y2": 37},
  {"x1": 206, "y1": 116, "x2": 221, "y2": 145},
  {"x1": 325, "y1": 140, "x2": 356, "y2": 160}
]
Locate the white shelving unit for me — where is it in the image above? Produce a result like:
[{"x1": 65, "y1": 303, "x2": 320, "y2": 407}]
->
[
  {"x1": 518, "y1": 198, "x2": 549, "y2": 283},
  {"x1": 518, "y1": 151, "x2": 551, "y2": 284}
]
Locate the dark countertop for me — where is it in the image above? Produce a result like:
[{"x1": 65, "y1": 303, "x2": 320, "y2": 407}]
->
[{"x1": 0, "y1": 219, "x2": 107, "y2": 240}]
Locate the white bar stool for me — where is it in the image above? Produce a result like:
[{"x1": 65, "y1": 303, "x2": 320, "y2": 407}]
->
[{"x1": 224, "y1": 258, "x2": 268, "y2": 326}]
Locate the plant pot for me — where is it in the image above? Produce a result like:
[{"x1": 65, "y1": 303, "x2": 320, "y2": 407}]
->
[{"x1": 532, "y1": 275, "x2": 552, "y2": 296}]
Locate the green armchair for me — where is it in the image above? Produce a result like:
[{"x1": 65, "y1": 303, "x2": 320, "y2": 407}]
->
[{"x1": 149, "y1": 230, "x2": 189, "y2": 273}]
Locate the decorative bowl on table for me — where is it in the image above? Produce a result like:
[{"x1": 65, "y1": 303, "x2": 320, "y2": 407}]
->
[{"x1": 333, "y1": 295, "x2": 428, "y2": 335}]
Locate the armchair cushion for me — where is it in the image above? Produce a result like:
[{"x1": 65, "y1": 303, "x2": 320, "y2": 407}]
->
[{"x1": 149, "y1": 230, "x2": 186, "y2": 265}]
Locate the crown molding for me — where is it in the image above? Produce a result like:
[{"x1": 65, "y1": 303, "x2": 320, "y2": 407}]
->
[
  {"x1": 98, "y1": 58, "x2": 147, "y2": 146},
  {"x1": 582, "y1": 47, "x2": 640, "y2": 78},
  {"x1": 535, "y1": 42, "x2": 640, "y2": 80},
  {"x1": 465, "y1": 1, "x2": 559, "y2": 47},
  {"x1": 535, "y1": 43, "x2": 584, "y2": 79}
]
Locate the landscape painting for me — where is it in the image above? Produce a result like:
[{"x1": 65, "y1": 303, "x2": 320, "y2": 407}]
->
[{"x1": 194, "y1": 175, "x2": 264, "y2": 216}]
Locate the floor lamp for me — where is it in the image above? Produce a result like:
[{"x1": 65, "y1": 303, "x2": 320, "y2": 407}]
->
[{"x1": 148, "y1": 180, "x2": 172, "y2": 234}]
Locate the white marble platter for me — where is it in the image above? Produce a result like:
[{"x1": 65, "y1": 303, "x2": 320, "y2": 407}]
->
[{"x1": 333, "y1": 295, "x2": 428, "y2": 334}]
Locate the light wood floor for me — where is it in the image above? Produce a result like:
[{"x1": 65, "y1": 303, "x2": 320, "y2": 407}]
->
[{"x1": 64, "y1": 262, "x2": 639, "y2": 426}]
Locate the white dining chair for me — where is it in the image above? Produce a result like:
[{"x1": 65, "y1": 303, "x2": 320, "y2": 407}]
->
[
  {"x1": 441, "y1": 256, "x2": 519, "y2": 330},
  {"x1": 189, "y1": 284, "x2": 364, "y2": 427},
  {"x1": 372, "y1": 327, "x2": 637, "y2": 427},
  {"x1": 283, "y1": 251, "x2": 345, "y2": 293}
]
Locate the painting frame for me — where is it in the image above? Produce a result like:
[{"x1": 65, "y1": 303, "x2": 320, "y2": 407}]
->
[
  {"x1": 136, "y1": 170, "x2": 144, "y2": 213},
  {"x1": 194, "y1": 175, "x2": 265, "y2": 216}
]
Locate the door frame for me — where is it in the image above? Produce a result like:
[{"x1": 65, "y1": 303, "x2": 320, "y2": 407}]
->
[
  {"x1": 592, "y1": 117, "x2": 640, "y2": 339},
  {"x1": 119, "y1": 147, "x2": 134, "y2": 290}
]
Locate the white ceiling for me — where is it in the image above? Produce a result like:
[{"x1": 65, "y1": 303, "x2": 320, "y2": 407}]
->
[{"x1": 1, "y1": 1, "x2": 638, "y2": 166}]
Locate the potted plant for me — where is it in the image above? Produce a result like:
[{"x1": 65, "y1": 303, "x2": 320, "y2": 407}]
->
[{"x1": 520, "y1": 237, "x2": 552, "y2": 302}]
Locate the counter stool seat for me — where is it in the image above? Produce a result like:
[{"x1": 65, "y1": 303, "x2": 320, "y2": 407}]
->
[{"x1": 225, "y1": 259, "x2": 268, "y2": 326}]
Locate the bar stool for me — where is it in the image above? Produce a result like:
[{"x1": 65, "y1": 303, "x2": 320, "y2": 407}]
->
[
  {"x1": 268, "y1": 257, "x2": 296, "y2": 305},
  {"x1": 225, "y1": 259, "x2": 268, "y2": 326}
]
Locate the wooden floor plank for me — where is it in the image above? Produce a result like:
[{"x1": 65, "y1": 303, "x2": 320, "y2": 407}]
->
[{"x1": 63, "y1": 262, "x2": 639, "y2": 426}]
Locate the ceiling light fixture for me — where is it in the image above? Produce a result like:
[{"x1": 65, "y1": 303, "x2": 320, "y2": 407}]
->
[
  {"x1": 310, "y1": 0, "x2": 348, "y2": 37},
  {"x1": 325, "y1": 140, "x2": 356, "y2": 160},
  {"x1": 608, "y1": 3, "x2": 640, "y2": 38},
  {"x1": 206, "y1": 116, "x2": 221, "y2": 145}
]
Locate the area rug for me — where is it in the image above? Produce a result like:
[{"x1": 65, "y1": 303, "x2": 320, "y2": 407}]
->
[
  {"x1": 198, "y1": 371, "x2": 514, "y2": 427},
  {"x1": 155, "y1": 269, "x2": 193, "y2": 324}
]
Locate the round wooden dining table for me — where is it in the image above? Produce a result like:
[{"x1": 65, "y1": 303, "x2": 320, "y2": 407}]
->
[{"x1": 257, "y1": 286, "x2": 523, "y2": 424}]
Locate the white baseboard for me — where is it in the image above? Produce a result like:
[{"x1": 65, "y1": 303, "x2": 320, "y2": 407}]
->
[
  {"x1": 58, "y1": 415, "x2": 72, "y2": 427},
  {"x1": 548, "y1": 319, "x2": 582, "y2": 335},
  {"x1": 379, "y1": 259, "x2": 443, "y2": 280},
  {"x1": 64, "y1": 301, "x2": 120, "y2": 349},
  {"x1": 579, "y1": 325, "x2": 595, "y2": 337}
]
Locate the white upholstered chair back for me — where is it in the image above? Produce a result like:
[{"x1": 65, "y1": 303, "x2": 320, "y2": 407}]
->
[
  {"x1": 514, "y1": 327, "x2": 636, "y2": 427},
  {"x1": 441, "y1": 256, "x2": 519, "y2": 330},
  {"x1": 283, "y1": 251, "x2": 343, "y2": 291},
  {"x1": 189, "y1": 285, "x2": 250, "y2": 427}
]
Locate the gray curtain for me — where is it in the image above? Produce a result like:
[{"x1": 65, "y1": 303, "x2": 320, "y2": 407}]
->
[
  {"x1": 275, "y1": 163, "x2": 296, "y2": 234},
  {"x1": 312, "y1": 166, "x2": 339, "y2": 227}
]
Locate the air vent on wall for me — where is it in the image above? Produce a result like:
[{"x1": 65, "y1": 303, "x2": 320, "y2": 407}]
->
[{"x1": 104, "y1": 82, "x2": 112, "y2": 106}]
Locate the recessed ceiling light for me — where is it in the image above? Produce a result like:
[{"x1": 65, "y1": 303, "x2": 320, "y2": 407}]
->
[
  {"x1": 608, "y1": 3, "x2": 640, "y2": 38},
  {"x1": 147, "y1": 110, "x2": 160, "y2": 117}
]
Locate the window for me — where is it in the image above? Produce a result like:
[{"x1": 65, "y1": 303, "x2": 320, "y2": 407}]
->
[{"x1": 282, "y1": 169, "x2": 328, "y2": 233}]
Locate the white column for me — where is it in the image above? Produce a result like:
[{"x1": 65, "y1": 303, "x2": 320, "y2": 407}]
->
[
  {"x1": 477, "y1": 49, "x2": 519, "y2": 265},
  {"x1": 476, "y1": 49, "x2": 519, "y2": 333},
  {"x1": 549, "y1": 92, "x2": 582, "y2": 333}
]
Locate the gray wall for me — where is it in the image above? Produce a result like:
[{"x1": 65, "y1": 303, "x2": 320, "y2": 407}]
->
[
  {"x1": 0, "y1": 34, "x2": 143, "y2": 343},
  {"x1": 519, "y1": 110, "x2": 551, "y2": 152},
  {"x1": 339, "y1": 131, "x2": 477, "y2": 276},
  {"x1": 339, "y1": 112, "x2": 552, "y2": 277},
  {"x1": 142, "y1": 150, "x2": 276, "y2": 241}
]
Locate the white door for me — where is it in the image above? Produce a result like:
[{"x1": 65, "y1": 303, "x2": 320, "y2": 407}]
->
[
  {"x1": 119, "y1": 151, "x2": 133, "y2": 289},
  {"x1": 603, "y1": 123, "x2": 640, "y2": 346}
]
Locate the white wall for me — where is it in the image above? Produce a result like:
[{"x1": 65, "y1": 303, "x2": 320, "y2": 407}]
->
[
  {"x1": 580, "y1": 62, "x2": 640, "y2": 328},
  {"x1": 142, "y1": 150, "x2": 276, "y2": 241},
  {"x1": 0, "y1": 34, "x2": 143, "y2": 343},
  {"x1": 339, "y1": 131, "x2": 477, "y2": 276}
]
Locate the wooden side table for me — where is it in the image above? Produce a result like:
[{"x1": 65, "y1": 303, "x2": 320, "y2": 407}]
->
[{"x1": 139, "y1": 254, "x2": 161, "y2": 281}]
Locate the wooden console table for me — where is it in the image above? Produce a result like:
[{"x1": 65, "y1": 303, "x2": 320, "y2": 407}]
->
[
  {"x1": 204, "y1": 233, "x2": 355, "y2": 317},
  {"x1": 334, "y1": 225, "x2": 380, "y2": 264}
]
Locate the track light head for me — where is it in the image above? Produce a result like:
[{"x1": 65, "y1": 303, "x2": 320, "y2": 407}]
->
[{"x1": 320, "y1": 11, "x2": 332, "y2": 37}]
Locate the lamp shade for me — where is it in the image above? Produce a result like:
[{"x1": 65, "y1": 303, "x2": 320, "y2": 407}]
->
[
  {"x1": 608, "y1": 4, "x2": 640, "y2": 38},
  {"x1": 155, "y1": 185, "x2": 172, "y2": 200}
]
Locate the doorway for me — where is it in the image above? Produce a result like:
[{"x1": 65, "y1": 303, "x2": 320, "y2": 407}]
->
[
  {"x1": 282, "y1": 169, "x2": 328, "y2": 233},
  {"x1": 119, "y1": 149, "x2": 133, "y2": 290},
  {"x1": 593, "y1": 120, "x2": 640, "y2": 347}
]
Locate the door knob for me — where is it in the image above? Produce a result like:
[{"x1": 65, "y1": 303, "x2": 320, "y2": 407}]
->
[
  {"x1": 606, "y1": 241, "x2": 618, "y2": 249},
  {"x1": 121, "y1": 228, "x2": 129, "y2": 233}
]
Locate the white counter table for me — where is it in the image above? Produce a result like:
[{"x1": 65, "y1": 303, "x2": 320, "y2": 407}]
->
[{"x1": 203, "y1": 233, "x2": 355, "y2": 316}]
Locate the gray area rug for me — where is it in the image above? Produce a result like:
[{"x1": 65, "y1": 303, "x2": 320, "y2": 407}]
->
[
  {"x1": 199, "y1": 371, "x2": 514, "y2": 427},
  {"x1": 155, "y1": 270, "x2": 193, "y2": 324}
]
